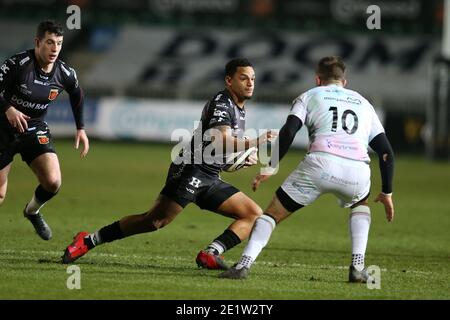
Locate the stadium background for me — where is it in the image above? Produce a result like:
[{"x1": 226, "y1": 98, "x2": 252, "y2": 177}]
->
[{"x1": 0, "y1": 0, "x2": 448, "y2": 300}]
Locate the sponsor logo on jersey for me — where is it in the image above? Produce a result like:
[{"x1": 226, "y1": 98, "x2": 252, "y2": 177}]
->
[
  {"x1": 36, "y1": 130, "x2": 48, "y2": 135},
  {"x1": 19, "y1": 56, "x2": 30, "y2": 66},
  {"x1": 320, "y1": 172, "x2": 330, "y2": 181},
  {"x1": 48, "y1": 89, "x2": 59, "y2": 101},
  {"x1": 326, "y1": 139, "x2": 357, "y2": 151},
  {"x1": 0, "y1": 63, "x2": 9, "y2": 74},
  {"x1": 11, "y1": 94, "x2": 48, "y2": 110},
  {"x1": 291, "y1": 181, "x2": 311, "y2": 194},
  {"x1": 0, "y1": 64, "x2": 8, "y2": 82},
  {"x1": 34, "y1": 79, "x2": 50, "y2": 86},
  {"x1": 347, "y1": 97, "x2": 361, "y2": 104},
  {"x1": 37, "y1": 135, "x2": 49, "y2": 144},
  {"x1": 19, "y1": 84, "x2": 32, "y2": 95},
  {"x1": 213, "y1": 109, "x2": 227, "y2": 118},
  {"x1": 185, "y1": 187, "x2": 195, "y2": 194}
]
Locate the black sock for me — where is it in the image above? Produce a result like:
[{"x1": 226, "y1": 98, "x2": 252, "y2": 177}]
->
[
  {"x1": 212, "y1": 229, "x2": 241, "y2": 253},
  {"x1": 98, "y1": 221, "x2": 124, "y2": 244},
  {"x1": 35, "y1": 184, "x2": 57, "y2": 202}
]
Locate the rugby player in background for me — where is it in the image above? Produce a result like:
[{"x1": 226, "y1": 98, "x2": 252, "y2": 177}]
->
[{"x1": 0, "y1": 20, "x2": 89, "y2": 240}]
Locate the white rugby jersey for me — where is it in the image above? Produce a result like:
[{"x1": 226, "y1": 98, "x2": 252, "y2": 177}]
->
[{"x1": 290, "y1": 84, "x2": 384, "y2": 162}]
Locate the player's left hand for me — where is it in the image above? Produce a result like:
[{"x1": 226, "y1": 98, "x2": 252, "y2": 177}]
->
[
  {"x1": 244, "y1": 148, "x2": 258, "y2": 168},
  {"x1": 374, "y1": 192, "x2": 394, "y2": 222},
  {"x1": 75, "y1": 129, "x2": 89, "y2": 158}
]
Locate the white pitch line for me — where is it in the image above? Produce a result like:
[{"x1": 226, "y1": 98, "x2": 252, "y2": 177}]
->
[{"x1": 0, "y1": 249, "x2": 436, "y2": 275}]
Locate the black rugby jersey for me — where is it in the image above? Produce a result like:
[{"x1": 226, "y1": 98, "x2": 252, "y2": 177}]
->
[
  {"x1": 0, "y1": 49, "x2": 84, "y2": 129},
  {"x1": 184, "y1": 89, "x2": 246, "y2": 175}
]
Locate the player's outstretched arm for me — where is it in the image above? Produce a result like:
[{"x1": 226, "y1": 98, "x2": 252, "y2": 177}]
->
[
  {"x1": 214, "y1": 125, "x2": 277, "y2": 153},
  {"x1": 369, "y1": 133, "x2": 395, "y2": 222},
  {"x1": 269, "y1": 115, "x2": 303, "y2": 169},
  {"x1": 75, "y1": 129, "x2": 89, "y2": 158},
  {"x1": 252, "y1": 115, "x2": 303, "y2": 191}
]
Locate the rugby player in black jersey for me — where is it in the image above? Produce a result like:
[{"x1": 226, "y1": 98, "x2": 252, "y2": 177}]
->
[
  {"x1": 0, "y1": 20, "x2": 89, "y2": 240},
  {"x1": 62, "y1": 58, "x2": 275, "y2": 270}
]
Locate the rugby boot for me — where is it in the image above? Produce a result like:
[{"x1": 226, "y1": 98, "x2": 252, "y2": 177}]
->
[
  {"x1": 62, "y1": 232, "x2": 90, "y2": 264},
  {"x1": 23, "y1": 206, "x2": 52, "y2": 240},
  {"x1": 196, "y1": 250, "x2": 229, "y2": 270},
  {"x1": 219, "y1": 265, "x2": 249, "y2": 279},
  {"x1": 348, "y1": 265, "x2": 369, "y2": 283}
]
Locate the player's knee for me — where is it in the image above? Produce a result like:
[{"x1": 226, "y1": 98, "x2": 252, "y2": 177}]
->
[
  {"x1": 43, "y1": 177, "x2": 61, "y2": 193},
  {"x1": 246, "y1": 204, "x2": 263, "y2": 221}
]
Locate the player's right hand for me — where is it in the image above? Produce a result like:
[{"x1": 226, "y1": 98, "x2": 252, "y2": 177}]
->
[
  {"x1": 374, "y1": 193, "x2": 395, "y2": 222},
  {"x1": 5, "y1": 106, "x2": 30, "y2": 133},
  {"x1": 252, "y1": 173, "x2": 271, "y2": 191}
]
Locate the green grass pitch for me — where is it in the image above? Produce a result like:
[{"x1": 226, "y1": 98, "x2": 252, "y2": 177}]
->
[{"x1": 0, "y1": 140, "x2": 448, "y2": 299}]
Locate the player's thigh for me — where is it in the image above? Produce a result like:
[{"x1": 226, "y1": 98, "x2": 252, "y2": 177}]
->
[
  {"x1": 160, "y1": 164, "x2": 210, "y2": 209},
  {"x1": 0, "y1": 128, "x2": 15, "y2": 199},
  {"x1": 29, "y1": 153, "x2": 61, "y2": 186},
  {"x1": 147, "y1": 194, "x2": 184, "y2": 223},
  {"x1": 215, "y1": 191, "x2": 263, "y2": 220},
  {"x1": 321, "y1": 159, "x2": 371, "y2": 208},
  {"x1": 0, "y1": 164, "x2": 12, "y2": 200},
  {"x1": 278, "y1": 156, "x2": 323, "y2": 208}
]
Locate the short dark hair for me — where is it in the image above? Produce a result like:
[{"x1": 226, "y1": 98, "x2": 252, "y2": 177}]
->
[
  {"x1": 316, "y1": 56, "x2": 346, "y2": 81},
  {"x1": 225, "y1": 58, "x2": 253, "y2": 77},
  {"x1": 36, "y1": 20, "x2": 64, "y2": 39}
]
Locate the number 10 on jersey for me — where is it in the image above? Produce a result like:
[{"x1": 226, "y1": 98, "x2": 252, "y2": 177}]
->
[{"x1": 328, "y1": 106, "x2": 359, "y2": 134}]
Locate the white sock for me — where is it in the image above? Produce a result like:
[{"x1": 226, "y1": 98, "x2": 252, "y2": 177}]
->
[
  {"x1": 236, "y1": 255, "x2": 253, "y2": 269},
  {"x1": 237, "y1": 215, "x2": 276, "y2": 269},
  {"x1": 25, "y1": 195, "x2": 46, "y2": 215},
  {"x1": 349, "y1": 205, "x2": 371, "y2": 271}
]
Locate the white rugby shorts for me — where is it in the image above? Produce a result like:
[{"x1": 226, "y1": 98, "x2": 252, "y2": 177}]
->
[{"x1": 280, "y1": 152, "x2": 371, "y2": 208}]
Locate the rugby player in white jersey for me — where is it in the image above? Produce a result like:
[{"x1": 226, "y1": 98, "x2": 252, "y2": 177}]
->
[{"x1": 220, "y1": 56, "x2": 395, "y2": 282}]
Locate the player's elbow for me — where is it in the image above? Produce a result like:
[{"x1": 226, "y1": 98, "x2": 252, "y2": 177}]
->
[
  {"x1": 380, "y1": 145, "x2": 394, "y2": 163},
  {"x1": 370, "y1": 133, "x2": 394, "y2": 163}
]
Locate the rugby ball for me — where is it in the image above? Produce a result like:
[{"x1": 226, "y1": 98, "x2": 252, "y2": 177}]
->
[{"x1": 223, "y1": 147, "x2": 258, "y2": 172}]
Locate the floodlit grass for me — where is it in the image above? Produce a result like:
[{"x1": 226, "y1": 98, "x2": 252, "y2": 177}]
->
[{"x1": 0, "y1": 141, "x2": 448, "y2": 299}]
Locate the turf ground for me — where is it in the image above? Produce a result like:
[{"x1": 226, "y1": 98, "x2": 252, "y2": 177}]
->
[{"x1": 0, "y1": 140, "x2": 448, "y2": 300}]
